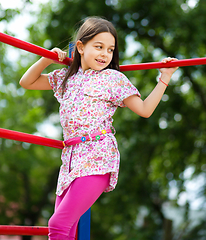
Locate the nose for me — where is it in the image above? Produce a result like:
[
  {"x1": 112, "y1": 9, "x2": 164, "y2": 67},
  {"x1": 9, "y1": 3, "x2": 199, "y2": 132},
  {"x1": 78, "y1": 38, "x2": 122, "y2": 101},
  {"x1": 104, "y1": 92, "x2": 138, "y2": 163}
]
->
[{"x1": 101, "y1": 49, "x2": 107, "y2": 57}]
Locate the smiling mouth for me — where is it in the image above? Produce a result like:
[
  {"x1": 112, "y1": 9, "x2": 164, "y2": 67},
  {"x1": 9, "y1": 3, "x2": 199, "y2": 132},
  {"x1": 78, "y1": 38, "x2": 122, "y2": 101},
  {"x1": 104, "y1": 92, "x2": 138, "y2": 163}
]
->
[{"x1": 96, "y1": 59, "x2": 106, "y2": 64}]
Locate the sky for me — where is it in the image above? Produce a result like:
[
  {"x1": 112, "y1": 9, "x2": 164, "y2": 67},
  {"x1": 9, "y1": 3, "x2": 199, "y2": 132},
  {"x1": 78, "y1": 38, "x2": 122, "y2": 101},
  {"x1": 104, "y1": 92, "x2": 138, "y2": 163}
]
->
[{"x1": 0, "y1": 0, "x2": 50, "y2": 39}]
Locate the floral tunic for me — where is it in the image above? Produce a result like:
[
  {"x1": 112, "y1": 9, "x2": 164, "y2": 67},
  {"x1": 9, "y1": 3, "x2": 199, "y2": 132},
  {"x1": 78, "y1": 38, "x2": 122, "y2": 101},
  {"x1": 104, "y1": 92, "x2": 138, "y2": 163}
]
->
[{"x1": 48, "y1": 67, "x2": 140, "y2": 196}]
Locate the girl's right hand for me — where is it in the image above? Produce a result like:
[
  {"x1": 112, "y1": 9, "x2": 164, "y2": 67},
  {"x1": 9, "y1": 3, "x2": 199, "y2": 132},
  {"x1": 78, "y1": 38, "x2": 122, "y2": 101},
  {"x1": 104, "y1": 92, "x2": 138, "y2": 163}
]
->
[
  {"x1": 19, "y1": 48, "x2": 67, "y2": 90},
  {"x1": 51, "y1": 47, "x2": 67, "y2": 63}
]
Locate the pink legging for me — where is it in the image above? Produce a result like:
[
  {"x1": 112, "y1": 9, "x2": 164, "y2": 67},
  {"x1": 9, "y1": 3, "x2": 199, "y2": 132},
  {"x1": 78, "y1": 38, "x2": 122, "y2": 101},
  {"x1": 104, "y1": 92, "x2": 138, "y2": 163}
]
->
[{"x1": 48, "y1": 173, "x2": 110, "y2": 240}]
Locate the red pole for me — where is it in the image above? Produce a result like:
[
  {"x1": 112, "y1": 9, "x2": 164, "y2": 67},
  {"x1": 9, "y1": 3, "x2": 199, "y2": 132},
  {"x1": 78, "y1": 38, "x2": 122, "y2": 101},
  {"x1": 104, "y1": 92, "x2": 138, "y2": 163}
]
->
[
  {"x1": 0, "y1": 128, "x2": 64, "y2": 149},
  {"x1": 0, "y1": 225, "x2": 48, "y2": 236},
  {"x1": 0, "y1": 130, "x2": 76, "y2": 239},
  {"x1": 0, "y1": 32, "x2": 72, "y2": 66},
  {"x1": 0, "y1": 225, "x2": 78, "y2": 239},
  {"x1": 119, "y1": 57, "x2": 206, "y2": 71},
  {"x1": 1, "y1": 32, "x2": 206, "y2": 71}
]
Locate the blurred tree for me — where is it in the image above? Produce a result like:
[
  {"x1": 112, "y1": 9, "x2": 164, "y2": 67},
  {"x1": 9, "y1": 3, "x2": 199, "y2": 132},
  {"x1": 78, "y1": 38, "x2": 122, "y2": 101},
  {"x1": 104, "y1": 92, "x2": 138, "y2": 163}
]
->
[
  {"x1": 0, "y1": 0, "x2": 206, "y2": 240},
  {"x1": 0, "y1": 2, "x2": 63, "y2": 240}
]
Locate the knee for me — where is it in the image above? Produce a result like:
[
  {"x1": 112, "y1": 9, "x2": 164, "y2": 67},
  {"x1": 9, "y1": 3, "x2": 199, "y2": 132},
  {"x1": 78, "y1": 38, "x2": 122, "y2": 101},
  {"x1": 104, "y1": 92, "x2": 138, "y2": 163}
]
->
[
  {"x1": 48, "y1": 214, "x2": 60, "y2": 230},
  {"x1": 48, "y1": 213, "x2": 72, "y2": 240}
]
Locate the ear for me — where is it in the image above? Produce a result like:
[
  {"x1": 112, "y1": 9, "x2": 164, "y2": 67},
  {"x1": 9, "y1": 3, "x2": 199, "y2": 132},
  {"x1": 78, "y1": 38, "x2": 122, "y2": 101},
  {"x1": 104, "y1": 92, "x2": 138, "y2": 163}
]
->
[{"x1": 76, "y1": 40, "x2": 84, "y2": 55}]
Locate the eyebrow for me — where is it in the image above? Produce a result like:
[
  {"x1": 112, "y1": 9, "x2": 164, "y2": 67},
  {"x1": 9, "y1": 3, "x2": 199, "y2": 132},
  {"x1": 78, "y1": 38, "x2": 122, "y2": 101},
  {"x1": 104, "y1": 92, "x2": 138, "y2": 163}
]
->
[{"x1": 94, "y1": 41, "x2": 115, "y2": 47}]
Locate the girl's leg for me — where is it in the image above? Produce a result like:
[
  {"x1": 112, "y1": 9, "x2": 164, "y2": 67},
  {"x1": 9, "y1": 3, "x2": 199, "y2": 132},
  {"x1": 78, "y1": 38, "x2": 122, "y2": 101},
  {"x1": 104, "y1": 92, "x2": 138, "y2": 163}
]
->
[
  {"x1": 52, "y1": 187, "x2": 79, "y2": 239},
  {"x1": 48, "y1": 173, "x2": 110, "y2": 240}
]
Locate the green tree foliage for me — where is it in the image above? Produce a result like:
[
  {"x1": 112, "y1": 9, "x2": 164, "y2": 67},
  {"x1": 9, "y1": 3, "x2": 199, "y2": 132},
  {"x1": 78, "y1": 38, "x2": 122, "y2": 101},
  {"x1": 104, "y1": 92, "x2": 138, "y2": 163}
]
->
[
  {"x1": 1, "y1": 0, "x2": 206, "y2": 240},
  {"x1": 0, "y1": 2, "x2": 63, "y2": 239}
]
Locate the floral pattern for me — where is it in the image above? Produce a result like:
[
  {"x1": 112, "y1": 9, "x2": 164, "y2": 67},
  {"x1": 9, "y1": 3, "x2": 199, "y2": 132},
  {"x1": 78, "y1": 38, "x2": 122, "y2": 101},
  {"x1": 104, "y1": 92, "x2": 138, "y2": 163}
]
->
[{"x1": 48, "y1": 67, "x2": 140, "y2": 196}]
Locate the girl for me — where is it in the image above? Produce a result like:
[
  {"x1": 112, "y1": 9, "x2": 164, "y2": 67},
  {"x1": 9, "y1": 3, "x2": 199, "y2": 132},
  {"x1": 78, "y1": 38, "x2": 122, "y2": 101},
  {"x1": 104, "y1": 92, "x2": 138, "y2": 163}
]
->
[{"x1": 20, "y1": 17, "x2": 178, "y2": 240}]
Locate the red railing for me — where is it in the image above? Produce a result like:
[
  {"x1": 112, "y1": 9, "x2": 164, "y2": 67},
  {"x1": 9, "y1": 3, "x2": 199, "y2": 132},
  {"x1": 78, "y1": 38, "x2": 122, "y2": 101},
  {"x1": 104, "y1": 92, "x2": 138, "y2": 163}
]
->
[
  {"x1": 0, "y1": 128, "x2": 89, "y2": 240},
  {"x1": 0, "y1": 128, "x2": 64, "y2": 149},
  {"x1": 1, "y1": 32, "x2": 206, "y2": 72},
  {"x1": 0, "y1": 225, "x2": 48, "y2": 236}
]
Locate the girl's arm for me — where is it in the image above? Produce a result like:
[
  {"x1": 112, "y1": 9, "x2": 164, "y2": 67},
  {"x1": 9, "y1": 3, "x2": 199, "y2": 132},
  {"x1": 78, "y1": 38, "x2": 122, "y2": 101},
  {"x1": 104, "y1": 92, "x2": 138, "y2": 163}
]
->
[
  {"x1": 19, "y1": 48, "x2": 67, "y2": 90},
  {"x1": 123, "y1": 57, "x2": 178, "y2": 118}
]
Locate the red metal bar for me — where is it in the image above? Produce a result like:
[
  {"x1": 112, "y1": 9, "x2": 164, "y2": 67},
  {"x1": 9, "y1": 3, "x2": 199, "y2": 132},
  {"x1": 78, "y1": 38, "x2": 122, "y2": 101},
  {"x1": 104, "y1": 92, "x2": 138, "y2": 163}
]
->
[
  {"x1": 0, "y1": 225, "x2": 78, "y2": 239},
  {"x1": 0, "y1": 32, "x2": 72, "y2": 66},
  {"x1": 0, "y1": 128, "x2": 64, "y2": 149},
  {"x1": 0, "y1": 225, "x2": 48, "y2": 236},
  {"x1": 1, "y1": 32, "x2": 206, "y2": 71},
  {"x1": 119, "y1": 57, "x2": 206, "y2": 71}
]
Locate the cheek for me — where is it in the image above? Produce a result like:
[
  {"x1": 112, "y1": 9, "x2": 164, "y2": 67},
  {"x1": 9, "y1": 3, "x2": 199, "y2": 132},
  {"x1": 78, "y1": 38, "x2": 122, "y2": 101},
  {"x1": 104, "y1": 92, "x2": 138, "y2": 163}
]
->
[
  {"x1": 83, "y1": 51, "x2": 92, "y2": 61},
  {"x1": 109, "y1": 54, "x2": 114, "y2": 61},
  {"x1": 85, "y1": 49, "x2": 96, "y2": 58}
]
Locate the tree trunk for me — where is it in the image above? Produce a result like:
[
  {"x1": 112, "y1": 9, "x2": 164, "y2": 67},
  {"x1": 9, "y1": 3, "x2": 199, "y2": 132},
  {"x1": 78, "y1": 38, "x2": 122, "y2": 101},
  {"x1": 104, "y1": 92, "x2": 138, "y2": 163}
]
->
[{"x1": 163, "y1": 218, "x2": 173, "y2": 240}]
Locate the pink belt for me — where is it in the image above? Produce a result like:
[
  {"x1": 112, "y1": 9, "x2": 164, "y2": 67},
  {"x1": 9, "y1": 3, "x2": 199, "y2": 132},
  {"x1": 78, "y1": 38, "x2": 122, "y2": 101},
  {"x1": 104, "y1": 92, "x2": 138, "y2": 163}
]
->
[{"x1": 63, "y1": 129, "x2": 112, "y2": 147}]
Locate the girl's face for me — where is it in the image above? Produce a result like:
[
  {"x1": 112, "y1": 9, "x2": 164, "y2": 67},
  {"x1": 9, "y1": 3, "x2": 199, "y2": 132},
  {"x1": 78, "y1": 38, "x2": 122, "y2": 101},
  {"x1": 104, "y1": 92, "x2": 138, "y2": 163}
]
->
[{"x1": 77, "y1": 32, "x2": 115, "y2": 72}]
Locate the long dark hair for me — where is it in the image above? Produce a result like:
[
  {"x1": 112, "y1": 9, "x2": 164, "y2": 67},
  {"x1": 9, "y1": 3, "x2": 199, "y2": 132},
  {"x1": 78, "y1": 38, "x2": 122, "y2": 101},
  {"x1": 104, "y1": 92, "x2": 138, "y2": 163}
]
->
[{"x1": 61, "y1": 17, "x2": 120, "y2": 95}]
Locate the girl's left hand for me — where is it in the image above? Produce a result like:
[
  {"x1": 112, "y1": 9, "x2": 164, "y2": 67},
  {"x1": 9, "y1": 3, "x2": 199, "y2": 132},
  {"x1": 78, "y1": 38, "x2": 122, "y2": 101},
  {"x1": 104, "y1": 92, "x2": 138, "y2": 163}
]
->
[{"x1": 159, "y1": 57, "x2": 179, "y2": 75}]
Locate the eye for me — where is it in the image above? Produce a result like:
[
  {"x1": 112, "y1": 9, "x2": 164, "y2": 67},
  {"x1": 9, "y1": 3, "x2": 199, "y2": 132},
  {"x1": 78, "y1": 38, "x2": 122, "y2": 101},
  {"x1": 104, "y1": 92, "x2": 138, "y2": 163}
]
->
[
  {"x1": 108, "y1": 48, "x2": 114, "y2": 53},
  {"x1": 95, "y1": 45, "x2": 102, "y2": 49}
]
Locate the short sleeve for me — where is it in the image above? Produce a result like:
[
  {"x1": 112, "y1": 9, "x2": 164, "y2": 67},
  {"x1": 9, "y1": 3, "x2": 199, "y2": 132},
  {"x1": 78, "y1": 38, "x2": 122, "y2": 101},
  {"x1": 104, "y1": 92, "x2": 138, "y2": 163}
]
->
[
  {"x1": 48, "y1": 68, "x2": 68, "y2": 100},
  {"x1": 108, "y1": 70, "x2": 141, "y2": 107}
]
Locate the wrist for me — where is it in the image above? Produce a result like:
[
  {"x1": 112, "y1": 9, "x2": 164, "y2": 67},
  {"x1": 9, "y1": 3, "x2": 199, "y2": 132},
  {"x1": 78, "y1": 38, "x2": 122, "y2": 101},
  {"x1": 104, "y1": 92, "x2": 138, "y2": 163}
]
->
[
  {"x1": 159, "y1": 78, "x2": 168, "y2": 86},
  {"x1": 160, "y1": 72, "x2": 172, "y2": 85},
  {"x1": 160, "y1": 72, "x2": 172, "y2": 79}
]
